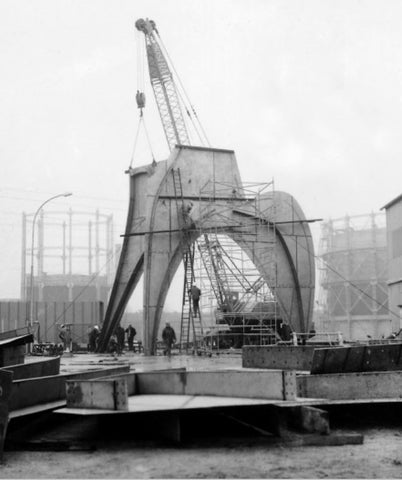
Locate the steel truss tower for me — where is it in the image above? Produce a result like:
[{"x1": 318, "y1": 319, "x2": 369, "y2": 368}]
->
[{"x1": 317, "y1": 213, "x2": 390, "y2": 340}]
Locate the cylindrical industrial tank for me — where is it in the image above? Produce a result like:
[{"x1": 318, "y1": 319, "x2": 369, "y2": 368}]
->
[{"x1": 318, "y1": 213, "x2": 391, "y2": 341}]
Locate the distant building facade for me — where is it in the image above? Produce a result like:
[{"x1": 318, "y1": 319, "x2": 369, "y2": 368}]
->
[
  {"x1": 21, "y1": 208, "x2": 115, "y2": 305},
  {"x1": 318, "y1": 213, "x2": 391, "y2": 340},
  {"x1": 382, "y1": 194, "x2": 402, "y2": 332},
  {"x1": 9, "y1": 208, "x2": 118, "y2": 346}
]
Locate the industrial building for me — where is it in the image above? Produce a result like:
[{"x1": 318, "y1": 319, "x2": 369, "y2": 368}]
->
[
  {"x1": 0, "y1": 209, "x2": 115, "y2": 347},
  {"x1": 382, "y1": 194, "x2": 402, "y2": 333}
]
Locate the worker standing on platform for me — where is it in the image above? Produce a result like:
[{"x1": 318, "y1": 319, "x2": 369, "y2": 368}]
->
[
  {"x1": 136, "y1": 90, "x2": 146, "y2": 114},
  {"x1": 88, "y1": 325, "x2": 100, "y2": 352},
  {"x1": 162, "y1": 322, "x2": 176, "y2": 357},
  {"x1": 59, "y1": 324, "x2": 71, "y2": 352},
  {"x1": 59, "y1": 324, "x2": 67, "y2": 349},
  {"x1": 190, "y1": 284, "x2": 201, "y2": 317}
]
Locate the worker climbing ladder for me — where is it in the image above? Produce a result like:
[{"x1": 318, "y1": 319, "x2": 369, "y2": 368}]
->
[{"x1": 172, "y1": 168, "x2": 206, "y2": 354}]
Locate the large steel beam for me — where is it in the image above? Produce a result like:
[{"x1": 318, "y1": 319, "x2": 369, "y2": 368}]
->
[
  {"x1": 243, "y1": 345, "x2": 316, "y2": 371},
  {"x1": 298, "y1": 370, "x2": 402, "y2": 400}
]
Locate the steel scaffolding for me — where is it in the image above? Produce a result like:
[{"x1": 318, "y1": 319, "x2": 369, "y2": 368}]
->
[{"x1": 188, "y1": 179, "x2": 280, "y2": 351}]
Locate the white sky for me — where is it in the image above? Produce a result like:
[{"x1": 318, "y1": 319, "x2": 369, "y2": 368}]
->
[{"x1": 1, "y1": 0, "x2": 402, "y2": 309}]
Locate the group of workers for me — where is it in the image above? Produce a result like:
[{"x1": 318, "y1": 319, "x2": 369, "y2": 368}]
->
[
  {"x1": 86, "y1": 323, "x2": 138, "y2": 354},
  {"x1": 107, "y1": 324, "x2": 138, "y2": 355},
  {"x1": 58, "y1": 284, "x2": 202, "y2": 357}
]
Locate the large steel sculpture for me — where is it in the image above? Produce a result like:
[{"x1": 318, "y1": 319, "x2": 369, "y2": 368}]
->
[
  {"x1": 97, "y1": 145, "x2": 315, "y2": 354},
  {"x1": 96, "y1": 19, "x2": 315, "y2": 354}
]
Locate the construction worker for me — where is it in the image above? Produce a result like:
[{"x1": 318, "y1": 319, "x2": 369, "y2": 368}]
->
[
  {"x1": 136, "y1": 90, "x2": 146, "y2": 110},
  {"x1": 88, "y1": 325, "x2": 100, "y2": 352},
  {"x1": 161, "y1": 322, "x2": 176, "y2": 357},
  {"x1": 108, "y1": 334, "x2": 119, "y2": 356},
  {"x1": 59, "y1": 324, "x2": 71, "y2": 352},
  {"x1": 190, "y1": 284, "x2": 201, "y2": 317},
  {"x1": 125, "y1": 324, "x2": 137, "y2": 352},
  {"x1": 59, "y1": 324, "x2": 67, "y2": 348}
]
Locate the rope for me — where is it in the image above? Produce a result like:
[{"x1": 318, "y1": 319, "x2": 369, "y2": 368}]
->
[
  {"x1": 129, "y1": 30, "x2": 155, "y2": 168},
  {"x1": 142, "y1": 115, "x2": 156, "y2": 162},
  {"x1": 129, "y1": 115, "x2": 143, "y2": 168}
]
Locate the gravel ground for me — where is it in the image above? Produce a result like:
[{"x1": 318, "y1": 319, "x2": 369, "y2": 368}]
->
[
  {"x1": 3, "y1": 353, "x2": 402, "y2": 478},
  {"x1": 1, "y1": 427, "x2": 402, "y2": 478}
]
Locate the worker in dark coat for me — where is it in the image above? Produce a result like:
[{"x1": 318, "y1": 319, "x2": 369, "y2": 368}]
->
[
  {"x1": 190, "y1": 284, "x2": 201, "y2": 317},
  {"x1": 125, "y1": 324, "x2": 137, "y2": 352},
  {"x1": 59, "y1": 324, "x2": 67, "y2": 349},
  {"x1": 88, "y1": 325, "x2": 100, "y2": 352},
  {"x1": 136, "y1": 90, "x2": 146, "y2": 111},
  {"x1": 108, "y1": 334, "x2": 119, "y2": 355},
  {"x1": 161, "y1": 322, "x2": 176, "y2": 357}
]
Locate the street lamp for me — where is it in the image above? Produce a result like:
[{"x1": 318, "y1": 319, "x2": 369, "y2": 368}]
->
[{"x1": 29, "y1": 192, "x2": 73, "y2": 335}]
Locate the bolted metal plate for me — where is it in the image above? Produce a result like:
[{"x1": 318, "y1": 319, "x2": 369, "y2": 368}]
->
[
  {"x1": 282, "y1": 370, "x2": 297, "y2": 400},
  {"x1": 66, "y1": 378, "x2": 128, "y2": 411},
  {"x1": 311, "y1": 343, "x2": 402, "y2": 374}
]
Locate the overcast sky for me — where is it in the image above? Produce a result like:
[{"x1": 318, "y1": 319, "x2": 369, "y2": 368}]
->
[{"x1": 1, "y1": 0, "x2": 402, "y2": 309}]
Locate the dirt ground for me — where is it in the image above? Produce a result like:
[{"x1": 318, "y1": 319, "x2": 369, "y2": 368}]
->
[
  {"x1": 2, "y1": 353, "x2": 402, "y2": 478},
  {"x1": 1, "y1": 427, "x2": 402, "y2": 478}
]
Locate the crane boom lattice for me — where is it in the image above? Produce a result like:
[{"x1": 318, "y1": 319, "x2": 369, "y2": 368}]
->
[{"x1": 135, "y1": 18, "x2": 190, "y2": 150}]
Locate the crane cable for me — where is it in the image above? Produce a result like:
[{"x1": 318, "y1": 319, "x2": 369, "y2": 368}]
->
[
  {"x1": 129, "y1": 30, "x2": 156, "y2": 168},
  {"x1": 156, "y1": 32, "x2": 211, "y2": 147},
  {"x1": 129, "y1": 113, "x2": 156, "y2": 169}
]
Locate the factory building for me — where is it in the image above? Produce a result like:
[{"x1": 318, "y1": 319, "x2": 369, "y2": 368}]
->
[{"x1": 382, "y1": 194, "x2": 402, "y2": 333}]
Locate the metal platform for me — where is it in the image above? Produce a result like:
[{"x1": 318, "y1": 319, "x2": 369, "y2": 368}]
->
[{"x1": 57, "y1": 394, "x2": 312, "y2": 416}]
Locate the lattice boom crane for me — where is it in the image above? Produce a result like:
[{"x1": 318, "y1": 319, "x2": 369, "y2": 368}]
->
[{"x1": 135, "y1": 18, "x2": 190, "y2": 151}]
